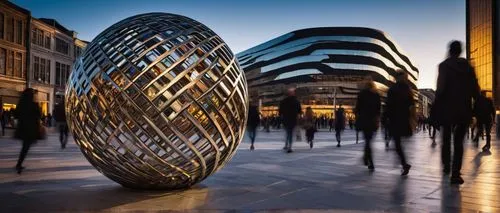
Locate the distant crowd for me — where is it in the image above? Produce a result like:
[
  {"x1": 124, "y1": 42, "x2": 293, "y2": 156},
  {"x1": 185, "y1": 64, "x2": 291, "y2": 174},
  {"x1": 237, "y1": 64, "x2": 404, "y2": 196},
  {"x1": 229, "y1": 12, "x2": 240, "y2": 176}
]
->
[{"x1": 247, "y1": 40, "x2": 493, "y2": 185}]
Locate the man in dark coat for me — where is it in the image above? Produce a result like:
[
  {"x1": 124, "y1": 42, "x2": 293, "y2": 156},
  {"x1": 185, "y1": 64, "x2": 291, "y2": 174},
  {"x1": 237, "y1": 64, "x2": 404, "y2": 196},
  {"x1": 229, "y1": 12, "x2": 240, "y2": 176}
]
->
[
  {"x1": 54, "y1": 100, "x2": 69, "y2": 149},
  {"x1": 386, "y1": 71, "x2": 413, "y2": 176},
  {"x1": 473, "y1": 91, "x2": 495, "y2": 151},
  {"x1": 355, "y1": 77, "x2": 381, "y2": 170},
  {"x1": 247, "y1": 103, "x2": 260, "y2": 150},
  {"x1": 279, "y1": 88, "x2": 302, "y2": 153},
  {"x1": 435, "y1": 40, "x2": 480, "y2": 184},
  {"x1": 15, "y1": 88, "x2": 41, "y2": 174},
  {"x1": 334, "y1": 105, "x2": 345, "y2": 147}
]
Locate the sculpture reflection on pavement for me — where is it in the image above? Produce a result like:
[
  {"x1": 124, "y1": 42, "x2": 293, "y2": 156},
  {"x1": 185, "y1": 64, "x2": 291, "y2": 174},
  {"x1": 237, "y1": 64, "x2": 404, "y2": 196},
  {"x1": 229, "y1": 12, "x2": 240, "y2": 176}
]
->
[{"x1": 65, "y1": 13, "x2": 248, "y2": 189}]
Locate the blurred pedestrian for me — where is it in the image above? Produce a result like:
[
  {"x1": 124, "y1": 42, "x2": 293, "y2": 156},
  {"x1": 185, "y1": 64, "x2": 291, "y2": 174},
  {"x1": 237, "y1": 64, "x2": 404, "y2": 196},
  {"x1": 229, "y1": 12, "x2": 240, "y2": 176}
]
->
[
  {"x1": 46, "y1": 113, "x2": 52, "y2": 127},
  {"x1": 433, "y1": 40, "x2": 480, "y2": 184},
  {"x1": 334, "y1": 105, "x2": 346, "y2": 147},
  {"x1": 263, "y1": 116, "x2": 270, "y2": 132},
  {"x1": 303, "y1": 107, "x2": 316, "y2": 148},
  {"x1": 329, "y1": 117, "x2": 334, "y2": 132},
  {"x1": 473, "y1": 91, "x2": 495, "y2": 151},
  {"x1": 355, "y1": 120, "x2": 360, "y2": 144},
  {"x1": 355, "y1": 76, "x2": 381, "y2": 171},
  {"x1": 0, "y1": 107, "x2": 5, "y2": 136},
  {"x1": 279, "y1": 88, "x2": 302, "y2": 153},
  {"x1": 54, "y1": 100, "x2": 69, "y2": 149},
  {"x1": 382, "y1": 107, "x2": 391, "y2": 148},
  {"x1": 386, "y1": 71, "x2": 414, "y2": 176},
  {"x1": 14, "y1": 88, "x2": 41, "y2": 174}
]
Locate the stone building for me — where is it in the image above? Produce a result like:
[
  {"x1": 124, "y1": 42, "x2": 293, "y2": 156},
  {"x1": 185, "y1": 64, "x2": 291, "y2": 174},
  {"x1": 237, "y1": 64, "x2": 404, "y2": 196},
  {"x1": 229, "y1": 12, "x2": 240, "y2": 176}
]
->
[{"x1": 0, "y1": 1, "x2": 30, "y2": 115}]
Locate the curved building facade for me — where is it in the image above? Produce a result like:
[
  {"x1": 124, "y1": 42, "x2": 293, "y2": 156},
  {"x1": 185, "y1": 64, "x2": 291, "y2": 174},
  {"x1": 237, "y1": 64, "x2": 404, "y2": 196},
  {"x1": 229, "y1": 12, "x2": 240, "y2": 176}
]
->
[{"x1": 236, "y1": 27, "x2": 419, "y2": 116}]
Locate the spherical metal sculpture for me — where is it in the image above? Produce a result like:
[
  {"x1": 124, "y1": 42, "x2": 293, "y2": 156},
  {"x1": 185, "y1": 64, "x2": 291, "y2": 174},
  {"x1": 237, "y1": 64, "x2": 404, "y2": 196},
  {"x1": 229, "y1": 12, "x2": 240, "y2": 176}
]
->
[{"x1": 65, "y1": 13, "x2": 248, "y2": 189}]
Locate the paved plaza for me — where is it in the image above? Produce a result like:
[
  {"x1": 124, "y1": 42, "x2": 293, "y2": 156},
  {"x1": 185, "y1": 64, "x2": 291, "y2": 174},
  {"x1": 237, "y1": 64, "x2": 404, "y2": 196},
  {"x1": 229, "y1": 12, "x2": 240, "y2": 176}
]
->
[{"x1": 0, "y1": 127, "x2": 499, "y2": 212}]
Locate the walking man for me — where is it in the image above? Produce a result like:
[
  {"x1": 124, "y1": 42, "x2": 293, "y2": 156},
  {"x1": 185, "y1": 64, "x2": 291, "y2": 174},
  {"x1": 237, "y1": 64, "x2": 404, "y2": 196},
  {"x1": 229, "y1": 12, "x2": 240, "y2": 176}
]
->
[
  {"x1": 54, "y1": 100, "x2": 69, "y2": 149},
  {"x1": 334, "y1": 105, "x2": 346, "y2": 147},
  {"x1": 247, "y1": 102, "x2": 260, "y2": 150},
  {"x1": 434, "y1": 40, "x2": 480, "y2": 184},
  {"x1": 386, "y1": 71, "x2": 414, "y2": 176},
  {"x1": 473, "y1": 91, "x2": 495, "y2": 152},
  {"x1": 279, "y1": 88, "x2": 302, "y2": 153},
  {"x1": 355, "y1": 76, "x2": 381, "y2": 171}
]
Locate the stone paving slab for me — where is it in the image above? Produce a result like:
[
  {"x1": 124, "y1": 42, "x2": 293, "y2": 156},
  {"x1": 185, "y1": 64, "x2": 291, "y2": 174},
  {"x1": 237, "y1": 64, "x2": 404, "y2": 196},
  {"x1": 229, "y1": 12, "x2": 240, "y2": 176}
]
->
[{"x1": 0, "y1": 128, "x2": 499, "y2": 212}]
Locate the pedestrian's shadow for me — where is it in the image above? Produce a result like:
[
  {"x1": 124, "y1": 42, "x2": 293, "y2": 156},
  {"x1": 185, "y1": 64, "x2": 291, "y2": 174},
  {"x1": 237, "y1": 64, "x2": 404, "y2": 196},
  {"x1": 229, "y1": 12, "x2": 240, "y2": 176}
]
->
[
  {"x1": 390, "y1": 176, "x2": 407, "y2": 207},
  {"x1": 441, "y1": 177, "x2": 462, "y2": 212},
  {"x1": 471, "y1": 150, "x2": 491, "y2": 176}
]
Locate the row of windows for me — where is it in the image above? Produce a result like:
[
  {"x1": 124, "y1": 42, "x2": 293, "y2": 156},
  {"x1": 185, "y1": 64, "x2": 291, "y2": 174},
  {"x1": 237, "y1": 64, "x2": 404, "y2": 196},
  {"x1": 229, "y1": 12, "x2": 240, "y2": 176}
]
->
[
  {"x1": 0, "y1": 48, "x2": 23, "y2": 78},
  {"x1": 469, "y1": 0, "x2": 492, "y2": 27},
  {"x1": 75, "y1": 46, "x2": 84, "y2": 59},
  {"x1": 468, "y1": 0, "x2": 493, "y2": 95},
  {"x1": 32, "y1": 27, "x2": 51, "y2": 49},
  {"x1": 56, "y1": 62, "x2": 71, "y2": 86},
  {"x1": 33, "y1": 56, "x2": 51, "y2": 84},
  {"x1": 56, "y1": 37, "x2": 69, "y2": 55},
  {"x1": 31, "y1": 57, "x2": 72, "y2": 86},
  {"x1": 0, "y1": 12, "x2": 24, "y2": 45}
]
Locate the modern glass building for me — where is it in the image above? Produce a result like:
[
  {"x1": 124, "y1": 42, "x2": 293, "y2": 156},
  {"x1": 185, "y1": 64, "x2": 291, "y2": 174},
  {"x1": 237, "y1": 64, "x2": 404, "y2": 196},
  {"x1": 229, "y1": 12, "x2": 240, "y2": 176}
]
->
[
  {"x1": 236, "y1": 27, "x2": 419, "y2": 116},
  {"x1": 466, "y1": 0, "x2": 499, "y2": 108}
]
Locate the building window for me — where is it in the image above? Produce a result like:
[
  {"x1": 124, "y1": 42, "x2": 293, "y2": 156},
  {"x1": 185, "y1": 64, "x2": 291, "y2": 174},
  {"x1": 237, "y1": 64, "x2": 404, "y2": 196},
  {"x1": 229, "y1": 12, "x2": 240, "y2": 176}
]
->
[
  {"x1": 45, "y1": 59, "x2": 50, "y2": 83},
  {"x1": 14, "y1": 52, "x2": 22, "y2": 78},
  {"x1": 44, "y1": 33, "x2": 51, "y2": 49},
  {"x1": 31, "y1": 28, "x2": 36, "y2": 43},
  {"x1": 33, "y1": 56, "x2": 51, "y2": 84},
  {"x1": 6, "y1": 17, "x2": 13, "y2": 42},
  {"x1": 15, "y1": 20, "x2": 22, "y2": 45},
  {"x1": 56, "y1": 62, "x2": 70, "y2": 86},
  {"x1": 33, "y1": 56, "x2": 39, "y2": 81},
  {"x1": 0, "y1": 13, "x2": 4, "y2": 39},
  {"x1": 6, "y1": 50, "x2": 13, "y2": 76},
  {"x1": 56, "y1": 38, "x2": 69, "y2": 55},
  {"x1": 37, "y1": 29, "x2": 43, "y2": 46},
  {"x1": 32, "y1": 27, "x2": 52, "y2": 49},
  {"x1": 75, "y1": 46, "x2": 83, "y2": 58},
  {"x1": 0, "y1": 48, "x2": 5, "y2": 75}
]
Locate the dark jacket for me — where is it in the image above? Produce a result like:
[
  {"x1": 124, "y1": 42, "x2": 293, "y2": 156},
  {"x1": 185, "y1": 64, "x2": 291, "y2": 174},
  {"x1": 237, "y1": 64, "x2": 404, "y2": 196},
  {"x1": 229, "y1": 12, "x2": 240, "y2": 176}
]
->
[
  {"x1": 334, "y1": 108, "x2": 345, "y2": 130},
  {"x1": 474, "y1": 95, "x2": 495, "y2": 123},
  {"x1": 386, "y1": 81, "x2": 414, "y2": 137},
  {"x1": 247, "y1": 105, "x2": 260, "y2": 128},
  {"x1": 14, "y1": 101, "x2": 41, "y2": 141},
  {"x1": 279, "y1": 96, "x2": 301, "y2": 128},
  {"x1": 355, "y1": 89, "x2": 381, "y2": 132},
  {"x1": 53, "y1": 103, "x2": 67, "y2": 122},
  {"x1": 434, "y1": 57, "x2": 479, "y2": 125}
]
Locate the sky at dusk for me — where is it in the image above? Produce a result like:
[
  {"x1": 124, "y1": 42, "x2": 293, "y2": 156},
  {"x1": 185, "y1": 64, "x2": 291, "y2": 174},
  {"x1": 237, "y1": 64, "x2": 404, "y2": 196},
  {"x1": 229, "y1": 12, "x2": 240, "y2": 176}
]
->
[{"x1": 11, "y1": 0, "x2": 466, "y2": 89}]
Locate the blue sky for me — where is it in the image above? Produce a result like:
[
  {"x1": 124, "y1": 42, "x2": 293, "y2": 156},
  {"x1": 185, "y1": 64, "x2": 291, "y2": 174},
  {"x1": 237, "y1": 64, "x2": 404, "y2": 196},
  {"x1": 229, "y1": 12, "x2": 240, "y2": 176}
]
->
[{"x1": 11, "y1": 0, "x2": 466, "y2": 89}]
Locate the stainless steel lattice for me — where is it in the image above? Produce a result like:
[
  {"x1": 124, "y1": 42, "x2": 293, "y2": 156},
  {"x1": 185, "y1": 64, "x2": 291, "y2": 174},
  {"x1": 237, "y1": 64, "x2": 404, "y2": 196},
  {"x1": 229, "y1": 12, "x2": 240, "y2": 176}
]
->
[{"x1": 65, "y1": 13, "x2": 248, "y2": 189}]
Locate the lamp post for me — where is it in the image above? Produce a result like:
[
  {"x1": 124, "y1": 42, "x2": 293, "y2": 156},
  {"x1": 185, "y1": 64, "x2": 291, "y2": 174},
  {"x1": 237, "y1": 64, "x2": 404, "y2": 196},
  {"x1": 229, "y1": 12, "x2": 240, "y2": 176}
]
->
[{"x1": 333, "y1": 87, "x2": 337, "y2": 110}]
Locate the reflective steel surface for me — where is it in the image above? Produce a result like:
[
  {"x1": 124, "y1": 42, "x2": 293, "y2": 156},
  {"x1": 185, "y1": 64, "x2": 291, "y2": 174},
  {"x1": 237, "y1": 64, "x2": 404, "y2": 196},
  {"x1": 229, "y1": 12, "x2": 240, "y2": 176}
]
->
[{"x1": 65, "y1": 13, "x2": 248, "y2": 189}]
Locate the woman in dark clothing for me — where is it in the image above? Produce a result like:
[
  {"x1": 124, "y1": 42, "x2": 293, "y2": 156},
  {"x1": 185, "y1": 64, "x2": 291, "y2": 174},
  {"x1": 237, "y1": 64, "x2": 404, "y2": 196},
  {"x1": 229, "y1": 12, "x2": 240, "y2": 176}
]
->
[
  {"x1": 303, "y1": 107, "x2": 316, "y2": 148},
  {"x1": 386, "y1": 72, "x2": 414, "y2": 176},
  {"x1": 247, "y1": 103, "x2": 260, "y2": 150},
  {"x1": 14, "y1": 88, "x2": 41, "y2": 174},
  {"x1": 355, "y1": 77, "x2": 381, "y2": 171}
]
